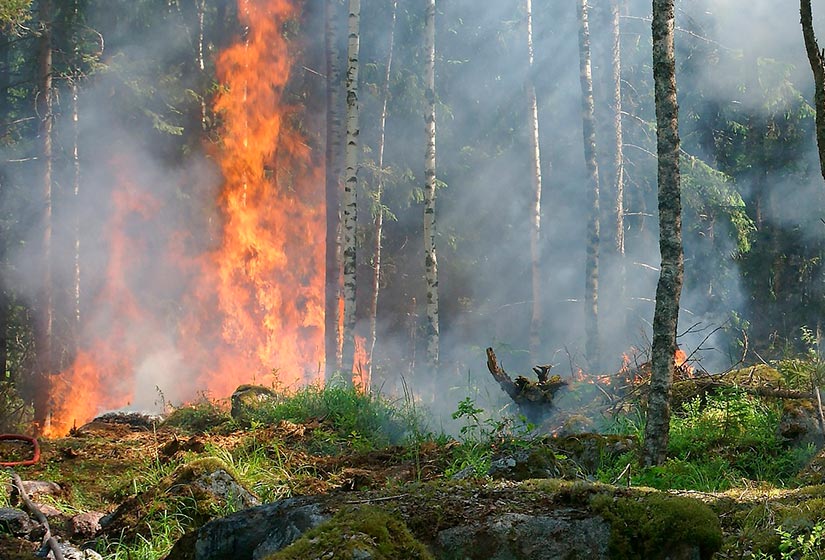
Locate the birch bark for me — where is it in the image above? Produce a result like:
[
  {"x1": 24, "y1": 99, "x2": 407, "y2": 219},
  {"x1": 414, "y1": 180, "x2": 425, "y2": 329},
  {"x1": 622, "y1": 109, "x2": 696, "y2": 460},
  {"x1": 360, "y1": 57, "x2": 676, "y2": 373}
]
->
[
  {"x1": 424, "y1": 0, "x2": 440, "y2": 368},
  {"x1": 577, "y1": 0, "x2": 601, "y2": 369},
  {"x1": 643, "y1": 0, "x2": 684, "y2": 467},
  {"x1": 341, "y1": 0, "x2": 361, "y2": 379}
]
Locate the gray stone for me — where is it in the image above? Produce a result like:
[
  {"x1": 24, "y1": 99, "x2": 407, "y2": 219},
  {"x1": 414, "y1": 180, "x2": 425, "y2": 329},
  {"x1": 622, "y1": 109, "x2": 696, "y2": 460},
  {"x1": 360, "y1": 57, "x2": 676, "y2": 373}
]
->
[
  {"x1": 0, "y1": 507, "x2": 34, "y2": 537},
  {"x1": 230, "y1": 385, "x2": 277, "y2": 423},
  {"x1": 166, "y1": 497, "x2": 328, "y2": 560},
  {"x1": 435, "y1": 509, "x2": 611, "y2": 560},
  {"x1": 57, "y1": 542, "x2": 104, "y2": 560}
]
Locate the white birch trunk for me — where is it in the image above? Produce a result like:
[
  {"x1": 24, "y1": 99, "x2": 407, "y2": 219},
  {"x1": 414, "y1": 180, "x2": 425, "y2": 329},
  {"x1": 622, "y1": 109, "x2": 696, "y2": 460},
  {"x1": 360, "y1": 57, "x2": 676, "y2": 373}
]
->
[
  {"x1": 612, "y1": 0, "x2": 626, "y2": 319},
  {"x1": 325, "y1": 0, "x2": 344, "y2": 379},
  {"x1": 424, "y1": 0, "x2": 439, "y2": 368},
  {"x1": 526, "y1": 0, "x2": 544, "y2": 360},
  {"x1": 577, "y1": 0, "x2": 601, "y2": 370},
  {"x1": 368, "y1": 0, "x2": 398, "y2": 382},
  {"x1": 341, "y1": 0, "x2": 361, "y2": 378}
]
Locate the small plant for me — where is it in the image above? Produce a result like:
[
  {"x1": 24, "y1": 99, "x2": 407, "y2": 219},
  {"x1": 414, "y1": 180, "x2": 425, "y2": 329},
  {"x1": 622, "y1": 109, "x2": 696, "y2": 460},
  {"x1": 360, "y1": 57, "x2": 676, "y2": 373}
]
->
[{"x1": 753, "y1": 520, "x2": 825, "y2": 560}]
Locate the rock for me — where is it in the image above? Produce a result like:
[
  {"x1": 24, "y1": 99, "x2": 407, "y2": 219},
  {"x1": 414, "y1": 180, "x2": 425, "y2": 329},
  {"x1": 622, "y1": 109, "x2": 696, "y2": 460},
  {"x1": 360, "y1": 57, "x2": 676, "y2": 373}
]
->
[
  {"x1": 17, "y1": 480, "x2": 63, "y2": 501},
  {"x1": 166, "y1": 497, "x2": 328, "y2": 560},
  {"x1": 266, "y1": 506, "x2": 433, "y2": 560},
  {"x1": 0, "y1": 508, "x2": 34, "y2": 537},
  {"x1": 778, "y1": 400, "x2": 820, "y2": 445},
  {"x1": 57, "y1": 542, "x2": 104, "y2": 560},
  {"x1": 230, "y1": 385, "x2": 278, "y2": 424},
  {"x1": 70, "y1": 512, "x2": 104, "y2": 538},
  {"x1": 33, "y1": 503, "x2": 63, "y2": 518},
  {"x1": 100, "y1": 457, "x2": 259, "y2": 542},
  {"x1": 435, "y1": 510, "x2": 610, "y2": 560}
]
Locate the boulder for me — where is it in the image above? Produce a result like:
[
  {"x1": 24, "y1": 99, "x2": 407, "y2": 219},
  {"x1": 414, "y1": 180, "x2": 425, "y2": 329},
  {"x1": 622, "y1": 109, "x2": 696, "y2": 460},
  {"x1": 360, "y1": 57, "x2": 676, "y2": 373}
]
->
[
  {"x1": 100, "y1": 457, "x2": 259, "y2": 542},
  {"x1": 69, "y1": 511, "x2": 104, "y2": 539},
  {"x1": 0, "y1": 508, "x2": 34, "y2": 537},
  {"x1": 231, "y1": 385, "x2": 278, "y2": 424}
]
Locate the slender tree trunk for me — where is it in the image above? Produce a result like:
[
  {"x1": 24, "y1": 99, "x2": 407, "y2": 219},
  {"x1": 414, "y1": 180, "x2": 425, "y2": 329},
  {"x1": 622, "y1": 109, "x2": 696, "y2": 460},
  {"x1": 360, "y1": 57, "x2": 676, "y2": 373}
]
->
[
  {"x1": 526, "y1": 0, "x2": 544, "y2": 360},
  {"x1": 72, "y1": 77, "x2": 81, "y2": 341},
  {"x1": 643, "y1": 0, "x2": 684, "y2": 467},
  {"x1": 367, "y1": 0, "x2": 397, "y2": 382},
  {"x1": 577, "y1": 0, "x2": 601, "y2": 370},
  {"x1": 34, "y1": 0, "x2": 54, "y2": 430},
  {"x1": 197, "y1": 0, "x2": 207, "y2": 131},
  {"x1": 341, "y1": 0, "x2": 360, "y2": 379},
  {"x1": 612, "y1": 0, "x2": 626, "y2": 313},
  {"x1": 325, "y1": 0, "x2": 344, "y2": 379},
  {"x1": 801, "y1": 0, "x2": 825, "y2": 182},
  {"x1": 424, "y1": 0, "x2": 439, "y2": 369}
]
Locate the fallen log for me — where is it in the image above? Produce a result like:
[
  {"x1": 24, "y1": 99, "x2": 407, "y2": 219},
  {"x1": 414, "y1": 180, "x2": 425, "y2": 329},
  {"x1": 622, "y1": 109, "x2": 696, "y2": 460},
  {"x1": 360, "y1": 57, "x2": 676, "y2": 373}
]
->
[{"x1": 486, "y1": 347, "x2": 567, "y2": 421}]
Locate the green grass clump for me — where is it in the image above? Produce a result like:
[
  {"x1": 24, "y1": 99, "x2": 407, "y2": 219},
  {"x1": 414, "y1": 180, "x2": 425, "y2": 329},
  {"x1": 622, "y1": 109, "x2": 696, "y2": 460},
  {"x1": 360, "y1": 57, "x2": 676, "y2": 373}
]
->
[
  {"x1": 246, "y1": 383, "x2": 422, "y2": 450},
  {"x1": 163, "y1": 398, "x2": 232, "y2": 433},
  {"x1": 598, "y1": 387, "x2": 816, "y2": 491}
]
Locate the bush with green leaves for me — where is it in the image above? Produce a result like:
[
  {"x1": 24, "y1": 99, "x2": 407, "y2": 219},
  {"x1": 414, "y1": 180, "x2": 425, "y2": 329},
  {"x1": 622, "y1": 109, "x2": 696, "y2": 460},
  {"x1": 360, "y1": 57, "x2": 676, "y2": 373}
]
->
[{"x1": 753, "y1": 520, "x2": 825, "y2": 560}]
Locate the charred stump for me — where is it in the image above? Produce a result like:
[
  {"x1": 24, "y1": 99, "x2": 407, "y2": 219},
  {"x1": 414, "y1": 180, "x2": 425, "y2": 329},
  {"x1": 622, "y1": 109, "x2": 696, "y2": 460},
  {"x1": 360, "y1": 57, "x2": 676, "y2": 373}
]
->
[{"x1": 486, "y1": 347, "x2": 566, "y2": 422}]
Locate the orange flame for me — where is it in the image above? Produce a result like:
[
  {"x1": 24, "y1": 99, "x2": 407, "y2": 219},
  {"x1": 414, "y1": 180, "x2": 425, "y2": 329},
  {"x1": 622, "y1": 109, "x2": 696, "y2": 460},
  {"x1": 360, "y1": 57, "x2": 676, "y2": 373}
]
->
[
  {"x1": 674, "y1": 348, "x2": 694, "y2": 376},
  {"x1": 47, "y1": 0, "x2": 323, "y2": 436}
]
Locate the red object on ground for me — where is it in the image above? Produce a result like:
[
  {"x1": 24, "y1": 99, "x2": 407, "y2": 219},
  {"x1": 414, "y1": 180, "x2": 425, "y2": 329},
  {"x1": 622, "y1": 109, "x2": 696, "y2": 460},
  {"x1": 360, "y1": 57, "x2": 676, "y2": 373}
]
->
[{"x1": 0, "y1": 434, "x2": 41, "y2": 466}]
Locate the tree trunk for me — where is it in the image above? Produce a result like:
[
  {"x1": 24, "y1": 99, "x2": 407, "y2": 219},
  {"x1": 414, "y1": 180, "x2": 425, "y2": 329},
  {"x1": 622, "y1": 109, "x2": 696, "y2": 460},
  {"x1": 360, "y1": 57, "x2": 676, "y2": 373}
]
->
[
  {"x1": 424, "y1": 0, "x2": 440, "y2": 369},
  {"x1": 341, "y1": 0, "x2": 360, "y2": 379},
  {"x1": 367, "y1": 0, "x2": 398, "y2": 382},
  {"x1": 34, "y1": 0, "x2": 54, "y2": 431},
  {"x1": 526, "y1": 0, "x2": 544, "y2": 360},
  {"x1": 576, "y1": 0, "x2": 601, "y2": 370},
  {"x1": 643, "y1": 0, "x2": 684, "y2": 467},
  {"x1": 72, "y1": 76, "x2": 81, "y2": 342},
  {"x1": 611, "y1": 0, "x2": 626, "y2": 312},
  {"x1": 325, "y1": 0, "x2": 343, "y2": 379},
  {"x1": 801, "y1": 0, "x2": 825, "y2": 182},
  {"x1": 196, "y1": 0, "x2": 207, "y2": 131}
]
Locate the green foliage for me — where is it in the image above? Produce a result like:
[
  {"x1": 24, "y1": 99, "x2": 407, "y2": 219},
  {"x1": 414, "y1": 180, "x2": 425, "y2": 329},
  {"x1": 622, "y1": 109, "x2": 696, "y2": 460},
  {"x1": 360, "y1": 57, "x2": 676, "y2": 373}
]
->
[
  {"x1": 598, "y1": 387, "x2": 815, "y2": 491},
  {"x1": 753, "y1": 520, "x2": 825, "y2": 560},
  {"x1": 0, "y1": 0, "x2": 30, "y2": 30},
  {"x1": 163, "y1": 398, "x2": 232, "y2": 433},
  {"x1": 245, "y1": 383, "x2": 425, "y2": 451}
]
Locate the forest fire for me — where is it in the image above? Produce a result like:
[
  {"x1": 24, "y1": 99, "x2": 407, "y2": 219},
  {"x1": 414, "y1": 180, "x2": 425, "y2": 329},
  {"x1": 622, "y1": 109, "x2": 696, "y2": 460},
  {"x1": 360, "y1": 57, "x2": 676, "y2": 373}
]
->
[{"x1": 45, "y1": 0, "x2": 323, "y2": 436}]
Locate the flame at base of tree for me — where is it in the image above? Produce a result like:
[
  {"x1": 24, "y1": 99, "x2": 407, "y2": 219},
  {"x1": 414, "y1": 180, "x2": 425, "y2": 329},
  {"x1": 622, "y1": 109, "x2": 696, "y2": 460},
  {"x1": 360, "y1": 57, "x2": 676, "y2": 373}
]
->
[{"x1": 45, "y1": 0, "x2": 323, "y2": 436}]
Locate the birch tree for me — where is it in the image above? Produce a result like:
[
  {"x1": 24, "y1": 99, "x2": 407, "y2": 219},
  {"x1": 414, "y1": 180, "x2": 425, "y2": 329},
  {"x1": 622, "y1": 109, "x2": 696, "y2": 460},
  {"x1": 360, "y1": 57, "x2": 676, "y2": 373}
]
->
[
  {"x1": 325, "y1": 0, "x2": 343, "y2": 379},
  {"x1": 526, "y1": 0, "x2": 544, "y2": 360},
  {"x1": 367, "y1": 0, "x2": 398, "y2": 381},
  {"x1": 801, "y1": 0, "x2": 825, "y2": 182},
  {"x1": 577, "y1": 0, "x2": 601, "y2": 369},
  {"x1": 424, "y1": 0, "x2": 439, "y2": 368},
  {"x1": 341, "y1": 0, "x2": 360, "y2": 379},
  {"x1": 611, "y1": 0, "x2": 626, "y2": 309},
  {"x1": 643, "y1": 0, "x2": 684, "y2": 467}
]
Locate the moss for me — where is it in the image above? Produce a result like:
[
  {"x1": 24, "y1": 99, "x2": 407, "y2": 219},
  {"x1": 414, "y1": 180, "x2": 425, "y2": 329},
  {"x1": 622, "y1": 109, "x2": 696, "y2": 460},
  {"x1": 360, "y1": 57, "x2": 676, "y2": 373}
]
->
[
  {"x1": 723, "y1": 364, "x2": 783, "y2": 386},
  {"x1": 590, "y1": 491, "x2": 722, "y2": 559},
  {"x1": 263, "y1": 506, "x2": 434, "y2": 560}
]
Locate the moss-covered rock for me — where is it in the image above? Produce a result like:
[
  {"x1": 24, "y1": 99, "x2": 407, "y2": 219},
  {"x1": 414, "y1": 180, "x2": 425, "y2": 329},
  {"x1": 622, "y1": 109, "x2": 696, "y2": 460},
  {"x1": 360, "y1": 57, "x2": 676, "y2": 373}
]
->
[
  {"x1": 263, "y1": 506, "x2": 433, "y2": 560},
  {"x1": 99, "y1": 457, "x2": 258, "y2": 542},
  {"x1": 231, "y1": 384, "x2": 278, "y2": 425},
  {"x1": 590, "y1": 491, "x2": 722, "y2": 559}
]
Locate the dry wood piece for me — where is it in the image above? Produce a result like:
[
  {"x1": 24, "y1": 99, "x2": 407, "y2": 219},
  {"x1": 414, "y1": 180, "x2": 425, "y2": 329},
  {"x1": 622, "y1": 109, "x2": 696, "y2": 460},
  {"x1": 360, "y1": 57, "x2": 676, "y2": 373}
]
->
[{"x1": 486, "y1": 347, "x2": 567, "y2": 421}]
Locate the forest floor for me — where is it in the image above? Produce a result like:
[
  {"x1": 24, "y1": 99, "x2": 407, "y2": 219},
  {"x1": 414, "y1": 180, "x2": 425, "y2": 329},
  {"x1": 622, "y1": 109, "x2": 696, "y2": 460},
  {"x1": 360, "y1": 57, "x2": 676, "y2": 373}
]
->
[{"x1": 1, "y1": 369, "x2": 825, "y2": 559}]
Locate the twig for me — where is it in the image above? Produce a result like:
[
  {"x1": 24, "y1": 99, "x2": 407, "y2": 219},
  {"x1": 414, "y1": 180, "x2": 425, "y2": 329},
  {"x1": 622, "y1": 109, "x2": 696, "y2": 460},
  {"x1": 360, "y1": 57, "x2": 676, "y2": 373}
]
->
[
  {"x1": 345, "y1": 493, "x2": 408, "y2": 504},
  {"x1": 815, "y1": 386, "x2": 825, "y2": 439},
  {"x1": 612, "y1": 463, "x2": 632, "y2": 487}
]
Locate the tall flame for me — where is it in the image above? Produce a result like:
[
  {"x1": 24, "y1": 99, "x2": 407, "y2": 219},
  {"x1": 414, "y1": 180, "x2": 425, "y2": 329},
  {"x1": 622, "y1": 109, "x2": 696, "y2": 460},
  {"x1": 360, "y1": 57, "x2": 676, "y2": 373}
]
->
[{"x1": 46, "y1": 0, "x2": 323, "y2": 436}]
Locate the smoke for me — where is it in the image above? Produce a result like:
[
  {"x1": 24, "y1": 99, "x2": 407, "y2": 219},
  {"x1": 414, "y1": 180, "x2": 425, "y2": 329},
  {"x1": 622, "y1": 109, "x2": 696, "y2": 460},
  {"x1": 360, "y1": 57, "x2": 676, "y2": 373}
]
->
[{"x1": 4, "y1": 0, "x2": 825, "y2": 432}]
